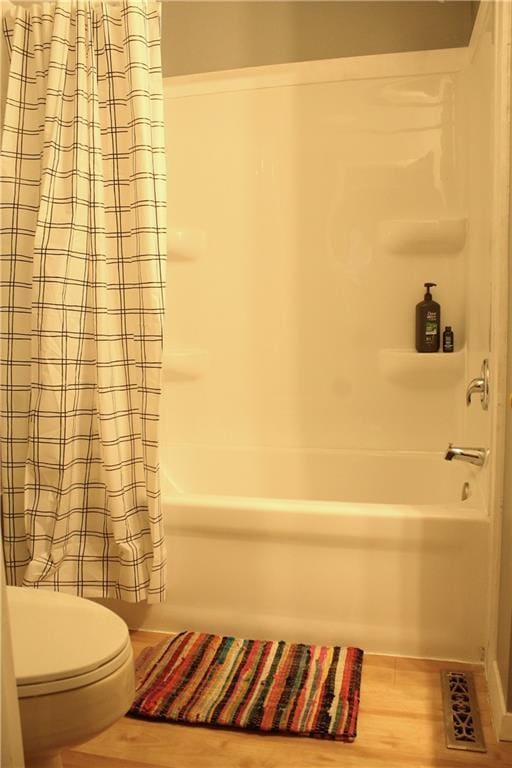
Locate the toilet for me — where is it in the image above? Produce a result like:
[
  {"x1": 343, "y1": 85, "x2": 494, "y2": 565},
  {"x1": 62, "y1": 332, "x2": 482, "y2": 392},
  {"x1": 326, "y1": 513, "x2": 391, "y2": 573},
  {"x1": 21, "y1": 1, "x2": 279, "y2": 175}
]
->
[{"x1": 7, "y1": 586, "x2": 135, "y2": 768}]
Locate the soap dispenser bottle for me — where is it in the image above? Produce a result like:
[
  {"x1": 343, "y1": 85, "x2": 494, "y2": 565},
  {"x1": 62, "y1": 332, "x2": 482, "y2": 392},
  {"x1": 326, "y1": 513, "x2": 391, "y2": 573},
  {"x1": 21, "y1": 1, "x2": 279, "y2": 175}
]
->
[{"x1": 415, "y1": 282, "x2": 440, "y2": 353}]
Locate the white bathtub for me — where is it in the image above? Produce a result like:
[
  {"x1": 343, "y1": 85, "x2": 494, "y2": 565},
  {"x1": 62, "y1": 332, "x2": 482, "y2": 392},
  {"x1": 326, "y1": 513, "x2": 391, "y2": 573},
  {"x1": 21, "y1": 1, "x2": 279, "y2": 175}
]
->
[
  {"x1": 113, "y1": 448, "x2": 489, "y2": 663},
  {"x1": 162, "y1": 445, "x2": 484, "y2": 506}
]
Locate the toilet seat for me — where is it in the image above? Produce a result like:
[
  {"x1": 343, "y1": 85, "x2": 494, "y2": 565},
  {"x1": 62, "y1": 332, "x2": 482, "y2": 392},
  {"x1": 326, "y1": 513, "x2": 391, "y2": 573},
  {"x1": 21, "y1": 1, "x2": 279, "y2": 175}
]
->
[
  {"x1": 7, "y1": 586, "x2": 132, "y2": 698},
  {"x1": 16, "y1": 637, "x2": 133, "y2": 698}
]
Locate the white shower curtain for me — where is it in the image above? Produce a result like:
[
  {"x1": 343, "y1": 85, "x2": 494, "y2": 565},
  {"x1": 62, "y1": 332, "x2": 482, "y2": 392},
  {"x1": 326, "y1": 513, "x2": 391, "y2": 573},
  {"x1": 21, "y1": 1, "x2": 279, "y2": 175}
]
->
[{"x1": 0, "y1": 1, "x2": 167, "y2": 601}]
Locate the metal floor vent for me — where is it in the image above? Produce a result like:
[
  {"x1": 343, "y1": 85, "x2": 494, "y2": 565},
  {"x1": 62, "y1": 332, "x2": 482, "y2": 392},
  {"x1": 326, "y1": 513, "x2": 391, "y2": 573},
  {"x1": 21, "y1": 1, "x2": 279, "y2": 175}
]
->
[{"x1": 440, "y1": 670, "x2": 486, "y2": 753}]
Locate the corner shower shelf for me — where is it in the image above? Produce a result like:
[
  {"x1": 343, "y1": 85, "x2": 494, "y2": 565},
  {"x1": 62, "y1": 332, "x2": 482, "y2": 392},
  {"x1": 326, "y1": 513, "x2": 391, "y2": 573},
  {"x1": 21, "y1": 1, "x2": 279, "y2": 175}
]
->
[
  {"x1": 167, "y1": 228, "x2": 206, "y2": 261},
  {"x1": 379, "y1": 218, "x2": 467, "y2": 255},
  {"x1": 163, "y1": 349, "x2": 208, "y2": 381},
  {"x1": 379, "y1": 348, "x2": 465, "y2": 386}
]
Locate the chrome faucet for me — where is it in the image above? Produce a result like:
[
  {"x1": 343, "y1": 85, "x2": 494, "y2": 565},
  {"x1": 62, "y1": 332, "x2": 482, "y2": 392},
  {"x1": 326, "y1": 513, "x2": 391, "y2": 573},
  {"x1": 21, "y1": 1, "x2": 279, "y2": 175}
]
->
[
  {"x1": 444, "y1": 444, "x2": 488, "y2": 466},
  {"x1": 466, "y1": 359, "x2": 489, "y2": 410}
]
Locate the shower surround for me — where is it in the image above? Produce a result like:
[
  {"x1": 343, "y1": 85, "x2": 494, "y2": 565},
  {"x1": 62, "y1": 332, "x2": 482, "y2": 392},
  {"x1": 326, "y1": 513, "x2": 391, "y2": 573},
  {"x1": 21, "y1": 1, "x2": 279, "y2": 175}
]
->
[{"x1": 112, "y1": 5, "x2": 500, "y2": 663}]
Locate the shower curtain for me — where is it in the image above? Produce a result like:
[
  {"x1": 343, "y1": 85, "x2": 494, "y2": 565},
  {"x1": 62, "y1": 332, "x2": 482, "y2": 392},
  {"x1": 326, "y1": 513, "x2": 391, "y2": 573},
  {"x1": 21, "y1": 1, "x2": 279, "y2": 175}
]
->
[{"x1": 0, "y1": 1, "x2": 167, "y2": 601}]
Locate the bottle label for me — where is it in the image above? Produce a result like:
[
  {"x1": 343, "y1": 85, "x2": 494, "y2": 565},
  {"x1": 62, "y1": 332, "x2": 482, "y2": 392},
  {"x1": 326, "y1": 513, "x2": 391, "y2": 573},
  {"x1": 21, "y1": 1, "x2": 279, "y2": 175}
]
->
[{"x1": 425, "y1": 310, "x2": 438, "y2": 337}]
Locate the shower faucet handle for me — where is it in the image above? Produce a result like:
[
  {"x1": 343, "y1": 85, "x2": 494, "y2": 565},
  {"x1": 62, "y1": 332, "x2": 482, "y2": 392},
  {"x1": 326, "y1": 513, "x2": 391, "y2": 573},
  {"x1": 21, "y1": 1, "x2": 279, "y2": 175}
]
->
[
  {"x1": 444, "y1": 444, "x2": 488, "y2": 466},
  {"x1": 466, "y1": 359, "x2": 489, "y2": 410},
  {"x1": 466, "y1": 377, "x2": 485, "y2": 406}
]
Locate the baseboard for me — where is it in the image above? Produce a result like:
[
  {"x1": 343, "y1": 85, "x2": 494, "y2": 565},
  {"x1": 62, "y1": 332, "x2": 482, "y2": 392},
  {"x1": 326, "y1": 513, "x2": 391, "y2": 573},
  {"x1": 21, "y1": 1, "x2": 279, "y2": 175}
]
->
[{"x1": 487, "y1": 658, "x2": 512, "y2": 741}]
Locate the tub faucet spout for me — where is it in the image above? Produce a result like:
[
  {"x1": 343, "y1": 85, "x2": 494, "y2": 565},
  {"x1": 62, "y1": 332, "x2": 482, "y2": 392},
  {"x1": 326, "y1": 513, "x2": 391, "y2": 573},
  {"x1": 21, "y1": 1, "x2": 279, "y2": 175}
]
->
[{"x1": 444, "y1": 444, "x2": 487, "y2": 466}]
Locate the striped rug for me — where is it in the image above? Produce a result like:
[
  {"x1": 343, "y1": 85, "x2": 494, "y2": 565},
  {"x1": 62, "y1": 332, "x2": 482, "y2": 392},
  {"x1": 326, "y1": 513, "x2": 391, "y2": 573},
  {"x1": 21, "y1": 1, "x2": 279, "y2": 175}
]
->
[{"x1": 129, "y1": 631, "x2": 364, "y2": 741}]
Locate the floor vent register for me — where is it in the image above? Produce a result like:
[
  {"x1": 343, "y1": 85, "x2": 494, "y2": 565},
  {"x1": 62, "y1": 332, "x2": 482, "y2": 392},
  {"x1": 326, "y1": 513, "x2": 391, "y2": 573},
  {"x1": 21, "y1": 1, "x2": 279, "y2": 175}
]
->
[{"x1": 440, "y1": 670, "x2": 486, "y2": 753}]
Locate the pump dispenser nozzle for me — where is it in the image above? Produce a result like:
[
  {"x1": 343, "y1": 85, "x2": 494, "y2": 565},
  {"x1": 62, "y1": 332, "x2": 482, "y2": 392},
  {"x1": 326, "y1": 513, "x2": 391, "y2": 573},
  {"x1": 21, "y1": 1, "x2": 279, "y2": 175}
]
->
[{"x1": 424, "y1": 282, "x2": 437, "y2": 299}]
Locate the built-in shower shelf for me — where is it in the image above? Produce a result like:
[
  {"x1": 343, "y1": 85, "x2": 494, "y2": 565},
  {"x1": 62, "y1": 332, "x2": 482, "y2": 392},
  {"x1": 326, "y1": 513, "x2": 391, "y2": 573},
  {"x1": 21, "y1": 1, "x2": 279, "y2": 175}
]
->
[
  {"x1": 379, "y1": 348, "x2": 465, "y2": 386},
  {"x1": 379, "y1": 218, "x2": 467, "y2": 255},
  {"x1": 168, "y1": 228, "x2": 206, "y2": 261},
  {"x1": 163, "y1": 349, "x2": 208, "y2": 381}
]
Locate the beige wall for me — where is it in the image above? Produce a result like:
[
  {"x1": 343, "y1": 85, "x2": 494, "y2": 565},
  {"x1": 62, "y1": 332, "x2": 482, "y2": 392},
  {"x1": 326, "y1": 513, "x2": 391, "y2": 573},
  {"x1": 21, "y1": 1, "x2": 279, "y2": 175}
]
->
[
  {"x1": 492, "y1": 2, "x2": 512, "y2": 711},
  {"x1": 498, "y1": 283, "x2": 512, "y2": 715},
  {"x1": 495, "y1": 206, "x2": 512, "y2": 705},
  {"x1": 503, "y1": 349, "x2": 512, "y2": 708},
  {"x1": 161, "y1": 1, "x2": 478, "y2": 77},
  {"x1": 499, "y1": 122, "x2": 512, "y2": 710}
]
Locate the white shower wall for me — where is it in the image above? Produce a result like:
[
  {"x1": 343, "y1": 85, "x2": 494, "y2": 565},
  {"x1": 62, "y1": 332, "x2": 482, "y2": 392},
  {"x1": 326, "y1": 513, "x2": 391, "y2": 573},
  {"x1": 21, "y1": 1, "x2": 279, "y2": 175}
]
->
[
  {"x1": 107, "y1": 33, "x2": 501, "y2": 663},
  {"x1": 461, "y1": 5, "x2": 494, "y2": 452},
  {"x1": 162, "y1": 48, "x2": 470, "y2": 467}
]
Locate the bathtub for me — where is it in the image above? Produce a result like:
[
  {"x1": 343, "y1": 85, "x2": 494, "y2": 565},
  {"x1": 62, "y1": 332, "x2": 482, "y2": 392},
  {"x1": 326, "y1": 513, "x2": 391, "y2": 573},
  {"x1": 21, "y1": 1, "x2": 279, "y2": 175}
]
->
[
  {"x1": 114, "y1": 448, "x2": 490, "y2": 663},
  {"x1": 162, "y1": 446, "x2": 484, "y2": 506}
]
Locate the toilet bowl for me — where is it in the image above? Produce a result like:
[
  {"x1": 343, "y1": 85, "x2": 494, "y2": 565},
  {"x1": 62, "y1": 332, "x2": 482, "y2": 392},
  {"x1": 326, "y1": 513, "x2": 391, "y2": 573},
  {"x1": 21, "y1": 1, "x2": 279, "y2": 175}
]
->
[{"x1": 7, "y1": 586, "x2": 135, "y2": 768}]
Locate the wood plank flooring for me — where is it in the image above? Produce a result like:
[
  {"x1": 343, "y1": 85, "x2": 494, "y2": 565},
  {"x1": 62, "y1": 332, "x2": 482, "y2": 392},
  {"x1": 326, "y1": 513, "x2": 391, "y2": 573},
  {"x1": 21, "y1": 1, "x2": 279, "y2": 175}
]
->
[{"x1": 62, "y1": 631, "x2": 512, "y2": 768}]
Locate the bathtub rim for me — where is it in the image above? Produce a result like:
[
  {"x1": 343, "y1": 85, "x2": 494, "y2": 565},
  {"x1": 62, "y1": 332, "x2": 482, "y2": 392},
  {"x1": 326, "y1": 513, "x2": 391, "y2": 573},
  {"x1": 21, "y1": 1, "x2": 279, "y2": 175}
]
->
[
  {"x1": 163, "y1": 490, "x2": 488, "y2": 531},
  {"x1": 161, "y1": 447, "x2": 486, "y2": 510}
]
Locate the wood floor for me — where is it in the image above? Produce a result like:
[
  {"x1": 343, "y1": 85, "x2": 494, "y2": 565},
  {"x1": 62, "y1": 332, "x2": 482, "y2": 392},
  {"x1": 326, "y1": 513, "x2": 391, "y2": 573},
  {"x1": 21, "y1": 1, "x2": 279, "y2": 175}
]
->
[{"x1": 62, "y1": 630, "x2": 512, "y2": 768}]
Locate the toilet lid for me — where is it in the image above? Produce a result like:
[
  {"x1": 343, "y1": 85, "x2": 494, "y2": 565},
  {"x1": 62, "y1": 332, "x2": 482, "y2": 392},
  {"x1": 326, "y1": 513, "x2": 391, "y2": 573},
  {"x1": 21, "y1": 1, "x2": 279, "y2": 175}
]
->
[{"x1": 7, "y1": 586, "x2": 132, "y2": 697}]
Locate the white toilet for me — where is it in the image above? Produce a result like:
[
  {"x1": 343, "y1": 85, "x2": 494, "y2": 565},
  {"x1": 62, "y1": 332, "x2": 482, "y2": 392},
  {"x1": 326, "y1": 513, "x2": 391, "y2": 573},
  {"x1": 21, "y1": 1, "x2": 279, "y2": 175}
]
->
[{"x1": 7, "y1": 586, "x2": 135, "y2": 768}]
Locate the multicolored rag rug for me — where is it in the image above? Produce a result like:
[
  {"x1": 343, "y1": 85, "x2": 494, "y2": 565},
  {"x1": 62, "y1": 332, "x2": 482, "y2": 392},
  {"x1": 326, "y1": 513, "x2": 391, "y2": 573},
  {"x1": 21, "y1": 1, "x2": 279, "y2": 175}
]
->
[{"x1": 129, "y1": 631, "x2": 364, "y2": 742}]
